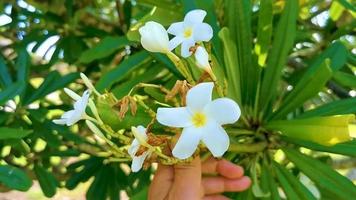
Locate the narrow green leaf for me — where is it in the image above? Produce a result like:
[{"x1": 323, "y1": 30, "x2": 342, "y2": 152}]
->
[
  {"x1": 266, "y1": 115, "x2": 353, "y2": 146},
  {"x1": 218, "y1": 28, "x2": 241, "y2": 104},
  {"x1": 0, "y1": 82, "x2": 25, "y2": 105},
  {"x1": 16, "y1": 49, "x2": 30, "y2": 83},
  {"x1": 181, "y1": 0, "x2": 196, "y2": 13},
  {"x1": 283, "y1": 148, "x2": 356, "y2": 199},
  {"x1": 0, "y1": 165, "x2": 32, "y2": 191},
  {"x1": 282, "y1": 136, "x2": 356, "y2": 157},
  {"x1": 0, "y1": 56, "x2": 12, "y2": 87},
  {"x1": 0, "y1": 127, "x2": 32, "y2": 139},
  {"x1": 255, "y1": 0, "x2": 273, "y2": 67},
  {"x1": 273, "y1": 162, "x2": 317, "y2": 200},
  {"x1": 34, "y1": 164, "x2": 58, "y2": 197},
  {"x1": 271, "y1": 60, "x2": 333, "y2": 120},
  {"x1": 297, "y1": 98, "x2": 356, "y2": 119},
  {"x1": 78, "y1": 36, "x2": 130, "y2": 64},
  {"x1": 96, "y1": 51, "x2": 151, "y2": 91},
  {"x1": 273, "y1": 163, "x2": 300, "y2": 200},
  {"x1": 333, "y1": 71, "x2": 356, "y2": 88},
  {"x1": 262, "y1": 161, "x2": 281, "y2": 200},
  {"x1": 259, "y1": 0, "x2": 298, "y2": 111}
]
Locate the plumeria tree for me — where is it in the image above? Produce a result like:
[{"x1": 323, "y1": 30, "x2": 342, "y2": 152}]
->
[{"x1": 0, "y1": 0, "x2": 355, "y2": 199}]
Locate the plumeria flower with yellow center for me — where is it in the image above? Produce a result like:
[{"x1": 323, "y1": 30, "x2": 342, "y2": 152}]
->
[
  {"x1": 53, "y1": 88, "x2": 90, "y2": 126},
  {"x1": 168, "y1": 9, "x2": 213, "y2": 58},
  {"x1": 128, "y1": 126, "x2": 152, "y2": 172},
  {"x1": 157, "y1": 82, "x2": 241, "y2": 159},
  {"x1": 139, "y1": 21, "x2": 170, "y2": 53}
]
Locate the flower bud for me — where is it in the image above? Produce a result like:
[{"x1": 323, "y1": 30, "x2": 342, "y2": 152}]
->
[
  {"x1": 194, "y1": 46, "x2": 211, "y2": 70},
  {"x1": 139, "y1": 21, "x2": 169, "y2": 53}
]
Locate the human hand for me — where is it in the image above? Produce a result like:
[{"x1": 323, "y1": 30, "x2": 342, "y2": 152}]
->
[{"x1": 148, "y1": 157, "x2": 251, "y2": 200}]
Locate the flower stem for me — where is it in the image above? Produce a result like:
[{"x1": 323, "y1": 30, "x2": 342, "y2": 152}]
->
[
  {"x1": 228, "y1": 141, "x2": 267, "y2": 153},
  {"x1": 166, "y1": 52, "x2": 196, "y2": 84}
]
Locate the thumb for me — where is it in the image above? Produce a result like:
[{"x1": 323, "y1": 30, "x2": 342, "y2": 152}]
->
[{"x1": 169, "y1": 156, "x2": 202, "y2": 199}]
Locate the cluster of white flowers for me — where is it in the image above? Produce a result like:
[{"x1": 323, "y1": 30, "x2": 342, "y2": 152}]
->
[
  {"x1": 53, "y1": 9, "x2": 242, "y2": 172},
  {"x1": 139, "y1": 9, "x2": 213, "y2": 71}
]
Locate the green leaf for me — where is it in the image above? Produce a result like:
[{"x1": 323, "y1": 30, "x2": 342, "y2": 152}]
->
[
  {"x1": 78, "y1": 36, "x2": 130, "y2": 63},
  {"x1": 226, "y1": 0, "x2": 255, "y2": 105},
  {"x1": 261, "y1": 161, "x2": 281, "y2": 200},
  {"x1": 15, "y1": 49, "x2": 30, "y2": 83},
  {"x1": 255, "y1": 0, "x2": 273, "y2": 67},
  {"x1": 333, "y1": 71, "x2": 356, "y2": 88},
  {"x1": 86, "y1": 166, "x2": 110, "y2": 200},
  {"x1": 96, "y1": 51, "x2": 151, "y2": 92},
  {"x1": 297, "y1": 98, "x2": 356, "y2": 118},
  {"x1": 283, "y1": 148, "x2": 356, "y2": 199},
  {"x1": 270, "y1": 60, "x2": 333, "y2": 120},
  {"x1": 267, "y1": 115, "x2": 353, "y2": 146},
  {"x1": 259, "y1": 0, "x2": 298, "y2": 111},
  {"x1": 218, "y1": 28, "x2": 241, "y2": 104},
  {"x1": 273, "y1": 161, "x2": 317, "y2": 200},
  {"x1": 0, "y1": 165, "x2": 32, "y2": 191},
  {"x1": 0, "y1": 81, "x2": 25, "y2": 105},
  {"x1": 24, "y1": 71, "x2": 79, "y2": 105},
  {"x1": 330, "y1": 1, "x2": 345, "y2": 21},
  {"x1": 34, "y1": 164, "x2": 58, "y2": 197},
  {"x1": 0, "y1": 56, "x2": 12, "y2": 87},
  {"x1": 0, "y1": 127, "x2": 32, "y2": 139},
  {"x1": 282, "y1": 136, "x2": 356, "y2": 157},
  {"x1": 130, "y1": 186, "x2": 148, "y2": 200}
]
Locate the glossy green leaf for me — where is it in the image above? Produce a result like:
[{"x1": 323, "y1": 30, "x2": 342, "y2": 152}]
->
[
  {"x1": 271, "y1": 60, "x2": 333, "y2": 120},
  {"x1": 261, "y1": 161, "x2": 281, "y2": 200},
  {"x1": 0, "y1": 81, "x2": 25, "y2": 105},
  {"x1": 78, "y1": 36, "x2": 130, "y2": 63},
  {"x1": 282, "y1": 136, "x2": 356, "y2": 157},
  {"x1": 255, "y1": 0, "x2": 273, "y2": 67},
  {"x1": 297, "y1": 98, "x2": 356, "y2": 119},
  {"x1": 96, "y1": 51, "x2": 151, "y2": 91},
  {"x1": 0, "y1": 56, "x2": 12, "y2": 87},
  {"x1": 34, "y1": 164, "x2": 58, "y2": 197},
  {"x1": 0, "y1": 127, "x2": 32, "y2": 139},
  {"x1": 283, "y1": 148, "x2": 356, "y2": 199},
  {"x1": 333, "y1": 71, "x2": 356, "y2": 88},
  {"x1": 266, "y1": 115, "x2": 353, "y2": 146},
  {"x1": 273, "y1": 161, "x2": 317, "y2": 200},
  {"x1": 259, "y1": 0, "x2": 298, "y2": 111},
  {"x1": 15, "y1": 49, "x2": 30, "y2": 83},
  {"x1": 0, "y1": 165, "x2": 32, "y2": 191}
]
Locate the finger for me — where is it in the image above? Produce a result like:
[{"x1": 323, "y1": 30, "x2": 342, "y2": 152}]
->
[
  {"x1": 169, "y1": 157, "x2": 202, "y2": 199},
  {"x1": 148, "y1": 164, "x2": 174, "y2": 200},
  {"x1": 203, "y1": 195, "x2": 230, "y2": 200},
  {"x1": 202, "y1": 176, "x2": 251, "y2": 195},
  {"x1": 202, "y1": 157, "x2": 244, "y2": 179}
]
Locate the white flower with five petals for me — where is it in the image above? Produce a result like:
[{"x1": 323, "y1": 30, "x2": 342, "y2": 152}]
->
[
  {"x1": 128, "y1": 126, "x2": 152, "y2": 172},
  {"x1": 139, "y1": 21, "x2": 170, "y2": 53},
  {"x1": 157, "y1": 82, "x2": 240, "y2": 159},
  {"x1": 168, "y1": 9, "x2": 213, "y2": 58},
  {"x1": 53, "y1": 89, "x2": 90, "y2": 126}
]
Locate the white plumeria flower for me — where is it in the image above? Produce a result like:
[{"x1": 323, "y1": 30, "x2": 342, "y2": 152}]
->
[
  {"x1": 168, "y1": 9, "x2": 213, "y2": 58},
  {"x1": 194, "y1": 46, "x2": 211, "y2": 71},
  {"x1": 157, "y1": 82, "x2": 240, "y2": 159},
  {"x1": 128, "y1": 126, "x2": 152, "y2": 172},
  {"x1": 139, "y1": 21, "x2": 170, "y2": 53},
  {"x1": 53, "y1": 89, "x2": 90, "y2": 126}
]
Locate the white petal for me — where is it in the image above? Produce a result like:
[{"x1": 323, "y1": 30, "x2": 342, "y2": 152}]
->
[
  {"x1": 128, "y1": 139, "x2": 140, "y2": 157},
  {"x1": 172, "y1": 127, "x2": 202, "y2": 159},
  {"x1": 73, "y1": 90, "x2": 90, "y2": 111},
  {"x1": 62, "y1": 110, "x2": 75, "y2": 119},
  {"x1": 201, "y1": 121, "x2": 229, "y2": 157},
  {"x1": 168, "y1": 36, "x2": 184, "y2": 51},
  {"x1": 186, "y1": 82, "x2": 214, "y2": 112},
  {"x1": 131, "y1": 152, "x2": 150, "y2": 172},
  {"x1": 180, "y1": 38, "x2": 195, "y2": 58},
  {"x1": 64, "y1": 88, "x2": 80, "y2": 101},
  {"x1": 136, "y1": 125, "x2": 147, "y2": 138},
  {"x1": 193, "y1": 23, "x2": 213, "y2": 42},
  {"x1": 194, "y1": 46, "x2": 210, "y2": 69},
  {"x1": 204, "y1": 98, "x2": 241, "y2": 125},
  {"x1": 157, "y1": 107, "x2": 192, "y2": 127},
  {"x1": 167, "y1": 22, "x2": 185, "y2": 36},
  {"x1": 184, "y1": 9, "x2": 207, "y2": 25},
  {"x1": 53, "y1": 119, "x2": 67, "y2": 125},
  {"x1": 66, "y1": 114, "x2": 82, "y2": 126},
  {"x1": 139, "y1": 21, "x2": 169, "y2": 53}
]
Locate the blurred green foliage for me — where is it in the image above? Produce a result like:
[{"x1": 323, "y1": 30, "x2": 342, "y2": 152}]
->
[{"x1": 0, "y1": 0, "x2": 355, "y2": 199}]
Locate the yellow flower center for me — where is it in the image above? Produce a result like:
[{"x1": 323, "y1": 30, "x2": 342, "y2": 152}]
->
[
  {"x1": 183, "y1": 28, "x2": 193, "y2": 38},
  {"x1": 192, "y1": 112, "x2": 207, "y2": 127}
]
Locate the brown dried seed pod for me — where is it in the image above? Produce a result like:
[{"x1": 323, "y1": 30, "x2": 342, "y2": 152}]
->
[
  {"x1": 128, "y1": 96, "x2": 137, "y2": 116},
  {"x1": 165, "y1": 80, "x2": 182, "y2": 101}
]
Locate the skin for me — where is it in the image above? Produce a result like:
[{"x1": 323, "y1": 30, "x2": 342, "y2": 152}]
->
[{"x1": 148, "y1": 157, "x2": 251, "y2": 200}]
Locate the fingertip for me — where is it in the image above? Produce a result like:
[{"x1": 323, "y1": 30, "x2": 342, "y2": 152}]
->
[
  {"x1": 225, "y1": 176, "x2": 251, "y2": 192},
  {"x1": 217, "y1": 159, "x2": 244, "y2": 179}
]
